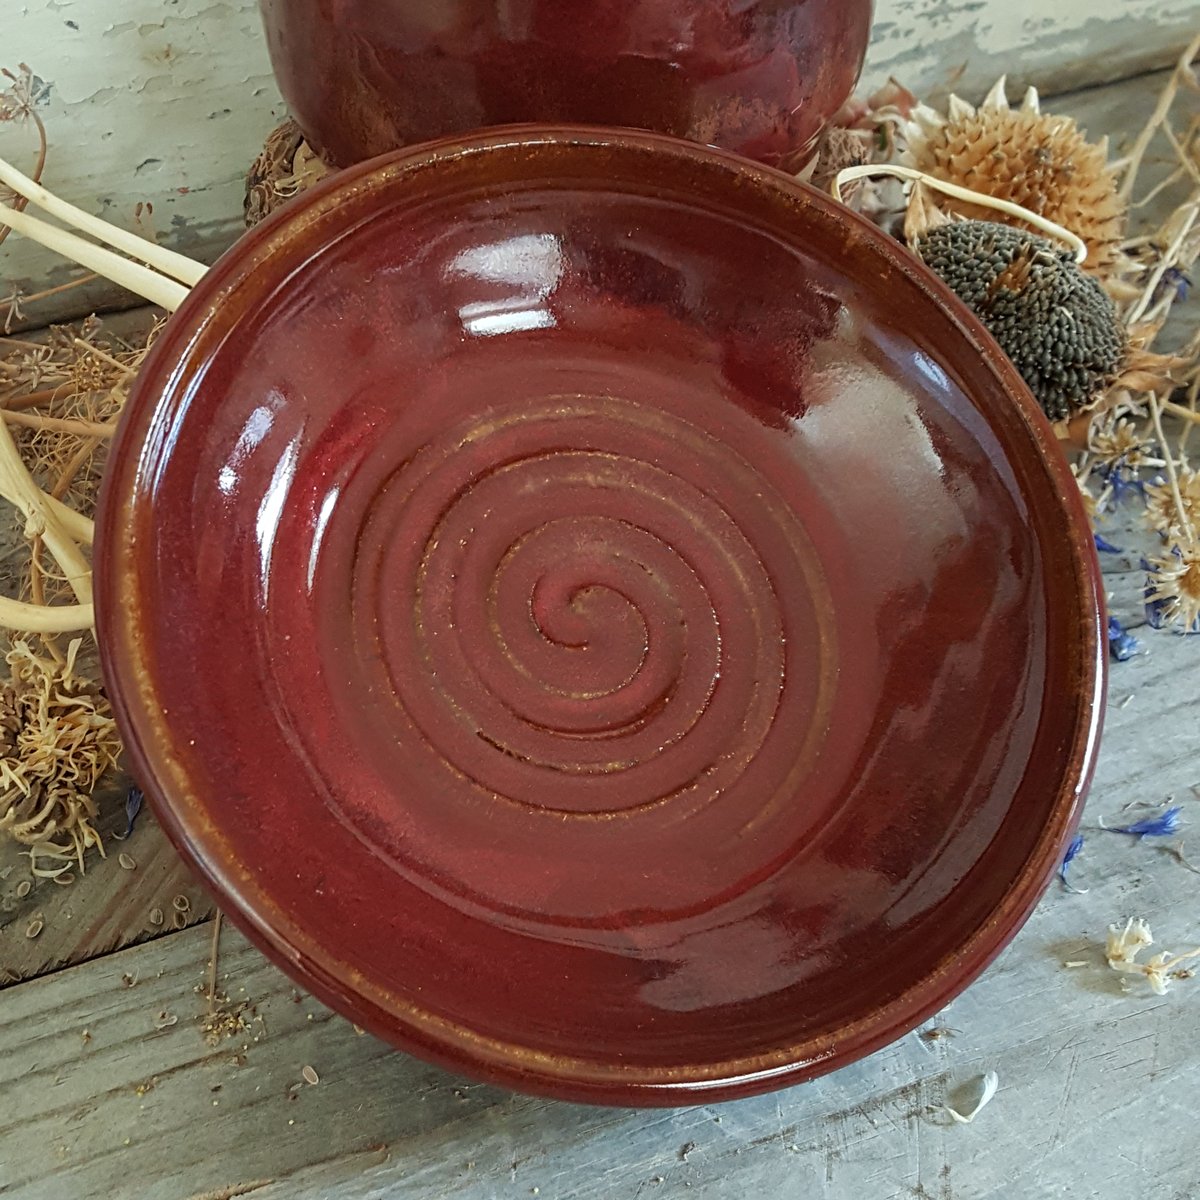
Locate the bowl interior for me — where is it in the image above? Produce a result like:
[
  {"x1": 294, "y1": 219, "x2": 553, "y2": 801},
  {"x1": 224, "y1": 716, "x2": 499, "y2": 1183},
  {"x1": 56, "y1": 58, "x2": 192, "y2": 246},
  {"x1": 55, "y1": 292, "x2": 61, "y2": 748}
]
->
[{"x1": 99, "y1": 129, "x2": 1102, "y2": 1103}]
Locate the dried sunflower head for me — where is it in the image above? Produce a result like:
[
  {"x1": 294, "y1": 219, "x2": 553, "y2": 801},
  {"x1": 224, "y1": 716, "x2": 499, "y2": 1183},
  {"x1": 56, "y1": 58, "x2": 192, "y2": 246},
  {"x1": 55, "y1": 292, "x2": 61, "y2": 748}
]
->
[
  {"x1": 903, "y1": 78, "x2": 1126, "y2": 280},
  {"x1": 913, "y1": 219, "x2": 1127, "y2": 420}
]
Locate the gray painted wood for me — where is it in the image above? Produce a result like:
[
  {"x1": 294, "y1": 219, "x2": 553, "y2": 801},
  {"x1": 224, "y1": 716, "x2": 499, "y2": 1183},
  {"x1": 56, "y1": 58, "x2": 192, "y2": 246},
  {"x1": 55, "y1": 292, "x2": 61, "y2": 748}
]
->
[
  {"x1": 0, "y1": 614, "x2": 1197, "y2": 1200},
  {"x1": 2, "y1": 0, "x2": 1199, "y2": 327},
  {"x1": 2, "y1": 66, "x2": 1199, "y2": 1200}
]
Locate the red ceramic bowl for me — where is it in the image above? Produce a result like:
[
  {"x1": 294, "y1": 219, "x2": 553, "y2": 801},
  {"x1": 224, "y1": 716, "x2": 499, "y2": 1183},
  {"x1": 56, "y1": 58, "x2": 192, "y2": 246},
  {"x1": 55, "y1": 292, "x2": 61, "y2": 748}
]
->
[
  {"x1": 259, "y1": 0, "x2": 873, "y2": 169},
  {"x1": 97, "y1": 127, "x2": 1104, "y2": 1106}
]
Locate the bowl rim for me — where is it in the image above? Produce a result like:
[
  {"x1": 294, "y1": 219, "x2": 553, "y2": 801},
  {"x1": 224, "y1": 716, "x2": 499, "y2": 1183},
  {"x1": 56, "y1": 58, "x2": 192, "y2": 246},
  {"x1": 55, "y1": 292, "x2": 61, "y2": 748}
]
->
[{"x1": 96, "y1": 123, "x2": 1106, "y2": 1105}]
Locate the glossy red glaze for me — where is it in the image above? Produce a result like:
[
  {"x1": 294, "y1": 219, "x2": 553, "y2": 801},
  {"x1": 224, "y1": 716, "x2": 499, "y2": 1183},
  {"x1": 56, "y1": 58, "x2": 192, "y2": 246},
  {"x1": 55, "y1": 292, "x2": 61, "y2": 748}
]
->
[
  {"x1": 96, "y1": 128, "x2": 1104, "y2": 1106},
  {"x1": 259, "y1": 0, "x2": 872, "y2": 168}
]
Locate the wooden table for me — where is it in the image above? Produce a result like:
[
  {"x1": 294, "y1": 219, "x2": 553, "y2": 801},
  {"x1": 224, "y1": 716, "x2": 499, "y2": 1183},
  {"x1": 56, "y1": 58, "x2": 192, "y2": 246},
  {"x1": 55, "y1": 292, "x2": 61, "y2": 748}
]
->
[{"x1": 2, "y1": 70, "x2": 1199, "y2": 1200}]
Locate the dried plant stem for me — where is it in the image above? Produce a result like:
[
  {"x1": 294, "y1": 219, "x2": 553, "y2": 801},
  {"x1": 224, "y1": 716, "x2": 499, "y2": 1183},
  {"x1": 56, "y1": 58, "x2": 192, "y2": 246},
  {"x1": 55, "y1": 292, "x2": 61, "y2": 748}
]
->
[
  {"x1": 73, "y1": 339, "x2": 133, "y2": 377},
  {"x1": 53, "y1": 438, "x2": 98, "y2": 500},
  {"x1": 0, "y1": 76, "x2": 46, "y2": 252},
  {"x1": 1165, "y1": 400, "x2": 1200, "y2": 425},
  {"x1": 0, "y1": 410, "x2": 115, "y2": 439},
  {"x1": 0, "y1": 155, "x2": 208, "y2": 286},
  {"x1": 207, "y1": 912, "x2": 223, "y2": 1016},
  {"x1": 0, "y1": 594, "x2": 93, "y2": 632},
  {"x1": 1134, "y1": 166, "x2": 1187, "y2": 210},
  {"x1": 1150, "y1": 396, "x2": 1196, "y2": 542},
  {"x1": 42, "y1": 495, "x2": 92, "y2": 546},
  {"x1": 1163, "y1": 121, "x2": 1200, "y2": 188},
  {"x1": 0, "y1": 417, "x2": 91, "y2": 605},
  {"x1": 1116, "y1": 32, "x2": 1200, "y2": 202},
  {"x1": 1126, "y1": 192, "x2": 1200, "y2": 325},
  {"x1": 832, "y1": 163, "x2": 1089, "y2": 262},
  {"x1": 1, "y1": 387, "x2": 71, "y2": 412},
  {"x1": 0, "y1": 202, "x2": 189, "y2": 312}
]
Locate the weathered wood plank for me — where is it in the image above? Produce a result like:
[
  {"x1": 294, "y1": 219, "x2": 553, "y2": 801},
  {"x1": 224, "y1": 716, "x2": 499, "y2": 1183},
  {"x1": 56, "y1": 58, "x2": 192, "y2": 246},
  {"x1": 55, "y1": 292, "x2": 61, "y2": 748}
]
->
[
  {"x1": 0, "y1": 797, "x2": 214, "y2": 987},
  {"x1": 0, "y1": 601, "x2": 1195, "y2": 1200},
  {"x1": 2, "y1": 0, "x2": 1198, "y2": 327}
]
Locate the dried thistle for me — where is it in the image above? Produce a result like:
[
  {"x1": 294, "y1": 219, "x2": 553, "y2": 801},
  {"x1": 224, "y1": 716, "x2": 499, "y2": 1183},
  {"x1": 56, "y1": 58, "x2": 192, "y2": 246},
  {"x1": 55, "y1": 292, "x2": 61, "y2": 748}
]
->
[
  {"x1": 1145, "y1": 542, "x2": 1200, "y2": 632},
  {"x1": 1088, "y1": 415, "x2": 1161, "y2": 473},
  {"x1": 1145, "y1": 467, "x2": 1200, "y2": 539},
  {"x1": 0, "y1": 638, "x2": 120, "y2": 871}
]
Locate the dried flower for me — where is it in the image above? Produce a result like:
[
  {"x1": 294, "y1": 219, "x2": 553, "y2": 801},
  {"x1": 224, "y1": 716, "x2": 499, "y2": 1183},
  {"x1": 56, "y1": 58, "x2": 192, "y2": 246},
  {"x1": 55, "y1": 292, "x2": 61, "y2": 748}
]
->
[
  {"x1": 1088, "y1": 416, "x2": 1160, "y2": 474},
  {"x1": 903, "y1": 78, "x2": 1126, "y2": 278},
  {"x1": 1145, "y1": 468, "x2": 1200, "y2": 540},
  {"x1": 1105, "y1": 918, "x2": 1200, "y2": 995},
  {"x1": 1059, "y1": 833, "x2": 1087, "y2": 893},
  {"x1": 1106, "y1": 917, "x2": 1154, "y2": 966},
  {"x1": 1094, "y1": 533, "x2": 1123, "y2": 554},
  {"x1": 112, "y1": 785, "x2": 144, "y2": 842},
  {"x1": 1106, "y1": 616, "x2": 1141, "y2": 662},
  {"x1": 245, "y1": 118, "x2": 331, "y2": 228},
  {"x1": 944, "y1": 1071, "x2": 999, "y2": 1125},
  {"x1": 1144, "y1": 544, "x2": 1200, "y2": 632},
  {"x1": 1103, "y1": 806, "x2": 1183, "y2": 839},
  {"x1": 0, "y1": 640, "x2": 121, "y2": 871},
  {"x1": 912, "y1": 220, "x2": 1126, "y2": 420}
]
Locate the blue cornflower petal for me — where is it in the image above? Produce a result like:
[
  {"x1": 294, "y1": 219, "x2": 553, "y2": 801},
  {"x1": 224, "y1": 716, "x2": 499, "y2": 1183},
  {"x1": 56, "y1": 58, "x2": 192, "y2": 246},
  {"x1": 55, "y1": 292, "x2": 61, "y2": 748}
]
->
[
  {"x1": 1107, "y1": 616, "x2": 1141, "y2": 662},
  {"x1": 112, "y1": 785, "x2": 145, "y2": 842},
  {"x1": 1106, "y1": 805, "x2": 1184, "y2": 839},
  {"x1": 1059, "y1": 833, "x2": 1086, "y2": 892},
  {"x1": 1094, "y1": 533, "x2": 1123, "y2": 554}
]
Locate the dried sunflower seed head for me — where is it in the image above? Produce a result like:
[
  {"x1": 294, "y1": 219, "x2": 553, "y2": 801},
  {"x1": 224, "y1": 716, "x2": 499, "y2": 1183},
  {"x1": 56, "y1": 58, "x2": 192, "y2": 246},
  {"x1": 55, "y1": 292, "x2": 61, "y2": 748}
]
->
[
  {"x1": 903, "y1": 77, "x2": 1126, "y2": 279},
  {"x1": 913, "y1": 219, "x2": 1127, "y2": 420}
]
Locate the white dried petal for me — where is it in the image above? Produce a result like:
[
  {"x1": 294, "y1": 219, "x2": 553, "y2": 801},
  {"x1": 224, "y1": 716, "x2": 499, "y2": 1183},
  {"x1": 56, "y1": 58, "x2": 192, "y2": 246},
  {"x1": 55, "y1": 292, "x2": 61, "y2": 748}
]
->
[
  {"x1": 1106, "y1": 918, "x2": 1154, "y2": 966},
  {"x1": 945, "y1": 1071, "x2": 999, "y2": 1125},
  {"x1": 1104, "y1": 918, "x2": 1200, "y2": 994}
]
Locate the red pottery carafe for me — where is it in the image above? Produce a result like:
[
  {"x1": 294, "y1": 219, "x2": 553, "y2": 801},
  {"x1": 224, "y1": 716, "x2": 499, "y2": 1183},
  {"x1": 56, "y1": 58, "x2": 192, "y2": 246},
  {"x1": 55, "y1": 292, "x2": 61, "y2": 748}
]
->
[{"x1": 259, "y1": 0, "x2": 873, "y2": 169}]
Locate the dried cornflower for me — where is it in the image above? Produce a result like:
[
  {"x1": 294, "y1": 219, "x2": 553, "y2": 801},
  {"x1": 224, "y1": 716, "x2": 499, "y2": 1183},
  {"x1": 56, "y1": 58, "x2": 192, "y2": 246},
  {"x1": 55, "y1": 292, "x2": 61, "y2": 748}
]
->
[
  {"x1": 1094, "y1": 533, "x2": 1122, "y2": 554},
  {"x1": 112, "y1": 785, "x2": 144, "y2": 841},
  {"x1": 1059, "y1": 833, "x2": 1087, "y2": 893},
  {"x1": 1106, "y1": 616, "x2": 1141, "y2": 662},
  {"x1": 1105, "y1": 918, "x2": 1200, "y2": 995},
  {"x1": 1145, "y1": 468, "x2": 1200, "y2": 540},
  {"x1": 1103, "y1": 806, "x2": 1183, "y2": 838},
  {"x1": 1145, "y1": 544, "x2": 1200, "y2": 632},
  {"x1": 903, "y1": 78, "x2": 1126, "y2": 278}
]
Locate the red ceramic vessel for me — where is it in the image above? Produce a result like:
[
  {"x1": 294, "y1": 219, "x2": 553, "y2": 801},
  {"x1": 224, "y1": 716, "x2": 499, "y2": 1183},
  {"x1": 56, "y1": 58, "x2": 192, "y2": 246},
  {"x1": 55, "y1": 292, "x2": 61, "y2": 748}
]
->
[
  {"x1": 259, "y1": 0, "x2": 873, "y2": 168},
  {"x1": 97, "y1": 128, "x2": 1104, "y2": 1106}
]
